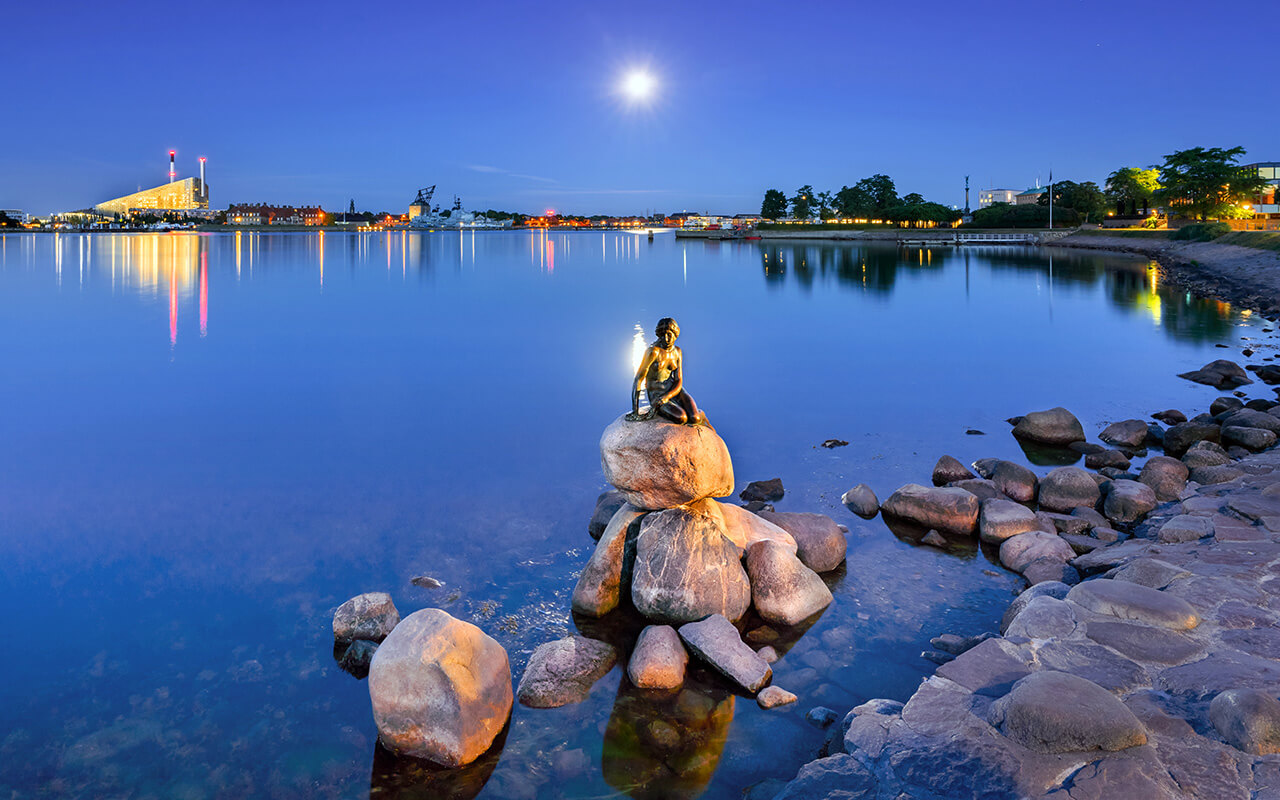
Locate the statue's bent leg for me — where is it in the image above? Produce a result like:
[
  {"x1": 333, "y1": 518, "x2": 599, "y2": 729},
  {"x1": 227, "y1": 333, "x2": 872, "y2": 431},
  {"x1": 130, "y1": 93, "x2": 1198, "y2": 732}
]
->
[
  {"x1": 655, "y1": 401, "x2": 689, "y2": 423},
  {"x1": 675, "y1": 390, "x2": 708, "y2": 425}
]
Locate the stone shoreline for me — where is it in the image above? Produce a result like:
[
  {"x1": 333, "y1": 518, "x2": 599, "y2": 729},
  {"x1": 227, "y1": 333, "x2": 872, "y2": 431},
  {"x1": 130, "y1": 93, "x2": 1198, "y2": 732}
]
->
[
  {"x1": 1046, "y1": 232, "x2": 1280, "y2": 317},
  {"x1": 770, "y1": 240, "x2": 1280, "y2": 799}
]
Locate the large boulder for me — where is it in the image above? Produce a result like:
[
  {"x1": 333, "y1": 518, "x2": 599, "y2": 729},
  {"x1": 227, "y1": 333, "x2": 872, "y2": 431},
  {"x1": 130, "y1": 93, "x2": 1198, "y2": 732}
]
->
[
  {"x1": 989, "y1": 671, "x2": 1147, "y2": 753},
  {"x1": 1001, "y1": 582, "x2": 1072, "y2": 634},
  {"x1": 517, "y1": 635, "x2": 618, "y2": 708},
  {"x1": 841, "y1": 483, "x2": 880, "y2": 519},
  {"x1": 599, "y1": 415, "x2": 733, "y2": 510},
  {"x1": 627, "y1": 625, "x2": 688, "y2": 690},
  {"x1": 978, "y1": 499, "x2": 1039, "y2": 544},
  {"x1": 334, "y1": 592, "x2": 400, "y2": 643},
  {"x1": 1177, "y1": 359, "x2": 1252, "y2": 390},
  {"x1": 1223, "y1": 408, "x2": 1280, "y2": 434},
  {"x1": 744, "y1": 541, "x2": 833, "y2": 627},
  {"x1": 1138, "y1": 456, "x2": 1189, "y2": 502},
  {"x1": 757, "y1": 511, "x2": 847, "y2": 573},
  {"x1": 999, "y1": 532, "x2": 1075, "y2": 574},
  {"x1": 1103, "y1": 480, "x2": 1157, "y2": 526},
  {"x1": 880, "y1": 484, "x2": 980, "y2": 536},
  {"x1": 1100, "y1": 419, "x2": 1150, "y2": 449},
  {"x1": 369, "y1": 609, "x2": 512, "y2": 767},
  {"x1": 1209, "y1": 689, "x2": 1280, "y2": 755},
  {"x1": 1037, "y1": 467, "x2": 1101, "y2": 513},
  {"x1": 1222, "y1": 425, "x2": 1277, "y2": 452},
  {"x1": 991, "y1": 460, "x2": 1038, "y2": 504},
  {"x1": 1066, "y1": 579, "x2": 1199, "y2": 629},
  {"x1": 1012, "y1": 407, "x2": 1086, "y2": 446},
  {"x1": 572, "y1": 503, "x2": 646, "y2": 617},
  {"x1": 678, "y1": 614, "x2": 772, "y2": 694},
  {"x1": 631, "y1": 500, "x2": 751, "y2": 624},
  {"x1": 932, "y1": 455, "x2": 975, "y2": 486},
  {"x1": 1164, "y1": 421, "x2": 1221, "y2": 458},
  {"x1": 716, "y1": 502, "x2": 797, "y2": 554}
]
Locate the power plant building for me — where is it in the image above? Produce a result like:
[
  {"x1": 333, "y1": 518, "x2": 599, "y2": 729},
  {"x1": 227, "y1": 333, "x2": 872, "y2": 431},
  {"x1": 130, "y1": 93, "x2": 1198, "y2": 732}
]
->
[{"x1": 94, "y1": 152, "x2": 209, "y2": 217}]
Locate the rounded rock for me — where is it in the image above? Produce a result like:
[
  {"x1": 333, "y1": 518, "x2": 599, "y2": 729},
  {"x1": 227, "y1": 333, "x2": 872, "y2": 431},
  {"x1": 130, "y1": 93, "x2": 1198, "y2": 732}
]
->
[
  {"x1": 1210, "y1": 689, "x2": 1280, "y2": 755},
  {"x1": 841, "y1": 483, "x2": 879, "y2": 519},
  {"x1": 1103, "y1": 480, "x2": 1157, "y2": 526},
  {"x1": 334, "y1": 592, "x2": 400, "y2": 643},
  {"x1": 932, "y1": 455, "x2": 975, "y2": 486},
  {"x1": 989, "y1": 671, "x2": 1147, "y2": 753},
  {"x1": 518, "y1": 635, "x2": 618, "y2": 708},
  {"x1": 745, "y1": 541, "x2": 833, "y2": 627},
  {"x1": 979, "y1": 498, "x2": 1040, "y2": 544},
  {"x1": 757, "y1": 511, "x2": 847, "y2": 573},
  {"x1": 599, "y1": 414, "x2": 734, "y2": 510},
  {"x1": 631, "y1": 500, "x2": 751, "y2": 624},
  {"x1": 881, "y1": 483, "x2": 980, "y2": 536},
  {"x1": 999, "y1": 531, "x2": 1075, "y2": 574},
  {"x1": 1138, "y1": 456, "x2": 1190, "y2": 502},
  {"x1": 1038, "y1": 467, "x2": 1102, "y2": 513},
  {"x1": 1012, "y1": 407, "x2": 1087, "y2": 446}
]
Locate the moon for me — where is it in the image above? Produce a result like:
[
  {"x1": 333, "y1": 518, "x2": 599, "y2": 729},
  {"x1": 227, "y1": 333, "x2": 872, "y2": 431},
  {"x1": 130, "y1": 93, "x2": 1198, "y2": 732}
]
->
[{"x1": 622, "y1": 70, "x2": 655, "y2": 101}]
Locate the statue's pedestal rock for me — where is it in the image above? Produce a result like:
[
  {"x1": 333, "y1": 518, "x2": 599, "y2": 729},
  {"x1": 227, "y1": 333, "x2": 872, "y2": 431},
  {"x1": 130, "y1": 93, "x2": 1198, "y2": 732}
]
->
[{"x1": 600, "y1": 414, "x2": 734, "y2": 510}]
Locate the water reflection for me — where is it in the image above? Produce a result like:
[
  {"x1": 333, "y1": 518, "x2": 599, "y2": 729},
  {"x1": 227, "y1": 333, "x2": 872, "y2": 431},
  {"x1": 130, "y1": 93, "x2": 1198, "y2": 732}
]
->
[{"x1": 369, "y1": 728, "x2": 507, "y2": 800}]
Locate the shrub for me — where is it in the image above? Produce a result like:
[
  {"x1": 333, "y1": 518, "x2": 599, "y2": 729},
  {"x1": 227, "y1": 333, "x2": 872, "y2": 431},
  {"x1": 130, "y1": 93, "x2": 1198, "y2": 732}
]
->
[{"x1": 1170, "y1": 222, "x2": 1231, "y2": 241}]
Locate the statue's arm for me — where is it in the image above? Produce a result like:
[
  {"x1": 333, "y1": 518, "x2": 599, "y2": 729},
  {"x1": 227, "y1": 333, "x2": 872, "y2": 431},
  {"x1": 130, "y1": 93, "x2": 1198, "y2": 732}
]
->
[{"x1": 632, "y1": 347, "x2": 657, "y2": 413}]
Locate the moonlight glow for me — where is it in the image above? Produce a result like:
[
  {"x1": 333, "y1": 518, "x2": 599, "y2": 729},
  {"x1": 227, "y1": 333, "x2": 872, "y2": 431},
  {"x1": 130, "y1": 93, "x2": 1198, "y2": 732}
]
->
[{"x1": 621, "y1": 70, "x2": 655, "y2": 101}]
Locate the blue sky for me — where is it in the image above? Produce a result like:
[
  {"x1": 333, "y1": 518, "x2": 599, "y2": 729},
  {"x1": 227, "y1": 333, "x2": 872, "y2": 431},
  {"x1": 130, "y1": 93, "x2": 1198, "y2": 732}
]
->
[{"x1": 3, "y1": 0, "x2": 1275, "y2": 215}]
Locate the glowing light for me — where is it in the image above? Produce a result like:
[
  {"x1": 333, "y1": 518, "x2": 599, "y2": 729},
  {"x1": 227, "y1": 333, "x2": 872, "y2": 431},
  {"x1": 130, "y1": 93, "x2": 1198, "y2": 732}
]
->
[
  {"x1": 622, "y1": 70, "x2": 655, "y2": 101},
  {"x1": 631, "y1": 324, "x2": 647, "y2": 374}
]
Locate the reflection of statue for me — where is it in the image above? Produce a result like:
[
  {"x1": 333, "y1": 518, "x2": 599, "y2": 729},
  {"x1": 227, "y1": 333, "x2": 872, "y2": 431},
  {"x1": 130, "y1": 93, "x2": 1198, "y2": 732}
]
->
[{"x1": 628, "y1": 318, "x2": 710, "y2": 426}]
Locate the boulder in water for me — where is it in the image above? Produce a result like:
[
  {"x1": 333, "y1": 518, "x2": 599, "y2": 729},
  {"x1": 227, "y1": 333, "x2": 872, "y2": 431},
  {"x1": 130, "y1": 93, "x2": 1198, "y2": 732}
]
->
[{"x1": 599, "y1": 415, "x2": 733, "y2": 510}]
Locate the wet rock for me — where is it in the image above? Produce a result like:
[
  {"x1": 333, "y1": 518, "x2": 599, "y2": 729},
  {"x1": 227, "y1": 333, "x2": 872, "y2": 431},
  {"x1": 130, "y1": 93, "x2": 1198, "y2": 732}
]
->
[
  {"x1": 1250, "y1": 363, "x2": 1280, "y2": 384},
  {"x1": 1067, "y1": 579, "x2": 1199, "y2": 629},
  {"x1": 921, "y1": 530, "x2": 947, "y2": 547},
  {"x1": 716, "y1": 501, "x2": 797, "y2": 554},
  {"x1": 678, "y1": 614, "x2": 772, "y2": 694},
  {"x1": 991, "y1": 460, "x2": 1038, "y2": 504},
  {"x1": 966, "y1": 428, "x2": 985, "y2": 435},
  {"x1": 1138, "y1": 455, "x2": 1190, "y2": 501},
  {"x1": 1058, "y1": 533, "x2": 1101, "y2": 554},
  {"x1": 757, "y1": 686, "x2": 797, "y2": 709},
  {"x1": 1183, "y1": 446, "x2": 1232, "y2": 469},
  {"x1": 1146, "y1": 422, "x2": 1165, "y2": 447},
  {"x1": 1001, "y1": 581, "x2": 1072, "y2": 634},
  {"x1": 1226, "y1": 445, "x2": 1253, "y2": 459},
  {"x1": 978, "y1": 498, "x2": 1039, "y2": 544},
  {"x1": 971, "y1": 457, "x2": 1000, "y2": 478},
  {"x1": 744, "y1": 541, "x2": 833, "y2": 627},
  {"x1": 334, "y1": 592, "x2": 401, "y2": 643},
  {"x1": 518, "y1": 635, "x2": 618, "y2": 708},
  {"x1": 1209, "y1": 689, "x2": 1280, "y2": 755},
  {"x1": 1111, "y1": 557, "x2": 1191, "y2": 589},
  {"x1": 741, "y1": 500, "x2": 774, "y2": 513},
  {"x1": 338, "y1": 639, "x2": 378, "y2": 679},
  {"x1": 880, "y1": 483, "x2": 980, "y2": 536},
  {"x1": 932, "y1": 455, "x2": 975, "y2": 486},
  {"x1": 410, "y1": 575, "x2": 444, "y2": 590},
  {"x1": 1012, "y1": 407, "x2": 1087, "y2": 446},
  {"x1": 1153, "y1": 409, "x2": 1186, "y2": 425},
  {"x1": 572, "y1": 503, "x2": 645, "y2": 617},
  {"x1": 599, "y1": 414, "x2": 734, "y2": 510},
  {"x1": 739, "y1": 478, "x2": 784, "y2": 503},
  {"x1": 988, "y1": 670, "x2": 1147, "y2": 753},
  {"x1": 1038, "y1": 466, "x2": 1102, "y2": 513},
  {"x1": 1222, "y1": 425, "x2": 1277, "y2": 451},
  {"x1": 756, "y1": 645, "x2": 779, "y2": 663},
  {"x1": 1086, "y1": 449, "x2": 1132, "y2": 471},
  {"x1": 1164, "y1": 421, "x2": 1222, "y2": 458},
  {"x1": 1211, "y1": 396, "x2": 1245, "y2": 416},
  {"x1": 369, "y1": 608, "x2": 512, "y2": 766},
  {"x1": 1039, "y1": 511, "x2": 1091, "y2": 535},
  {"x1": 1157, "y1": 514, "x2": 1212, "y2": 543},
  {"x1": 1178, "y1": 359, "x2": 1252, "y2": 390},
  {"x1": 631, "y1": 500, "x2": 751, "y2": 624},
  {"x1": 1101, "y1": 419, "x2": 1150, "y2": 448},
  {"x1": 1084, "y1": 620, "x2": 1204, "y2": 664},
  {"x1": 820, "y1": 438, "x2": 848, "y2": 448},
  {"x1": 930, "y1": 632, "x2": 995, "y2": 655},
  {"x1": 1004, "y1": 595, "x2": 1077, "y2": 639},
  {"x1": 1071, "y1": 505, "x2": 1109, "y2": 527},
  {"x1": 805, "y1": 707, "x2": 839, "y2": 728},
  {"x1": 1023, "y1": 558, "x2": 1081, "y2": 586},
  {"x1": 1103, "y1": 479, "x2": 1157, "y2": 525},
  {"x1": 840, "y1": 483, "x2": 879, "y2": 519},
  {"x1": 999, "y1": 531, "x2": 1074, "y2": 574},
  {"x1": 947, "y1": 477, "x2": 1003, "y2": 501},
  {"x1": 589, "y1": 489, "x2": 628, "y2": 540},
  {"x1": 1071, "y1": 539, "x2": 1152, "y2": 575},
  {"x1": 773, "y1": 754, "x2": 876, "y2": 800},
  {"x1": 1191, "y1": 464, "x2": 1245, "y2": 485},
  {"x1": 627, "y1": 625, "x2": 687, "y2": 690},
  {"x1": 757, "y1": 511, "x2": 847, "y2": 573},
  {"x1": 1069, "y1": 441, "x2": 1108, "y2": 455}
]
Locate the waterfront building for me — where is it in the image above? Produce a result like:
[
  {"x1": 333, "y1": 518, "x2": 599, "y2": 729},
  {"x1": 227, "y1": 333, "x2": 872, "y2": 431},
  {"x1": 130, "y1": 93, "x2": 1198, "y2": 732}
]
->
[
  {"x1": 226, "y1": 204, "x2": 326, "y2": 225},
  {"x1": 0, "y1": 209, "x2": 26, "y2": 223},
  {"x1": 1015, "y1": 187, "x2": 1045, "y2": 206},
  {"x1": 95, "y1": 177, "x2": 208, "y2": 217},
  {"x1": 978, "y1": 189, "x2": 1017, "y2": 207}
]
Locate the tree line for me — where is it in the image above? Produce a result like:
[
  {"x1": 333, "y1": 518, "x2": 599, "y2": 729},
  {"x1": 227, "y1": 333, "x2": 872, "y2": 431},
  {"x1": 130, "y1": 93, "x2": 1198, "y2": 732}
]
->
[{"x1": 760, "y1": 176, "x2": 962, "y2": 227}]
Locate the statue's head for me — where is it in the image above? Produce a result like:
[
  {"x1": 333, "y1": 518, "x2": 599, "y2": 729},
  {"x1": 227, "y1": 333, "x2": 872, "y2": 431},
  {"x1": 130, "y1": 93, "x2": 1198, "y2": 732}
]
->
[{"x1": 655, "y1": 318, "x2": 680, "y2": 344}]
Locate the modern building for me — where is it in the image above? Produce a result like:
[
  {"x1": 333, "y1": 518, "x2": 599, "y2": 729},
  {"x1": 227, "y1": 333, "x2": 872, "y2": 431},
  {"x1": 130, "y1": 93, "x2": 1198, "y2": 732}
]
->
[
  {"x1": 226, "y1": 203, "x2": 326, "y2": 225},
  {"x1": 0, "y1": 209, "x2": 26, "y2": 223},
  {"x1": 96, "y1": 177, "x2": 208, "y2": 217},
  {"x1": 978, "y1": 189, "x2": 1018, "y2": 207}
]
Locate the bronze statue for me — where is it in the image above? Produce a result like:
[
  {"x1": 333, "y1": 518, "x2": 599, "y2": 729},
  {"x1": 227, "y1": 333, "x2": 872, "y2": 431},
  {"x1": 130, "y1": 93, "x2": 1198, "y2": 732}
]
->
[{"x1": 628, "y1": 318, "x2": 710, "y2": 426}]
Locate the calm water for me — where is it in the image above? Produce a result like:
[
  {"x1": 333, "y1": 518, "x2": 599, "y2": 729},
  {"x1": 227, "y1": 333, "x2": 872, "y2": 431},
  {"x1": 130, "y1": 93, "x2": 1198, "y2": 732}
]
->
[{"x1": 0, "y1": 230, "x2": 1262, "y2": 799}]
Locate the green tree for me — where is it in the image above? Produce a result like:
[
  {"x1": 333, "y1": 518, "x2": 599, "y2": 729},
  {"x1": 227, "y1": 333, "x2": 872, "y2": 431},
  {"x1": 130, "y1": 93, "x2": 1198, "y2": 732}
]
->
[
  {"x1": 1155, "y1": 146, "x2": 1267, "y2": 220},
  {"x1": 835, "y1": 184, "x2": 873, "y2": 218},
  {"x1": 1037, "y1": 180, "x2": 1106, "y2": 223},
  {"x1": 790, "y1": 185, "x2": 815, "y2": 219},
  {"x1": 856, "y1": 174, "x2": 899, "y2": 212},
  {"x1": 1105, "y1": 167, "x2": 1161, "y2": 216},
  {"x1": 816, "y1": 190, "x2": 835, "y2": 220},
  {"x1": 761, "y1": 189, "x2": 788, "y2": 220},
  {"x1": 902, "y1": 192, "x2": 926, "y2": 205}
]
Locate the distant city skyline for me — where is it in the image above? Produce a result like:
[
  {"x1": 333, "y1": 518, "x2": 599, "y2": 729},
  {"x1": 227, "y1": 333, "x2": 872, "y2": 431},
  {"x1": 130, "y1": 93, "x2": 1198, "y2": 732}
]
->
[{"x1": 3, "y1": 0, "x2": 1275, "y2": 216}]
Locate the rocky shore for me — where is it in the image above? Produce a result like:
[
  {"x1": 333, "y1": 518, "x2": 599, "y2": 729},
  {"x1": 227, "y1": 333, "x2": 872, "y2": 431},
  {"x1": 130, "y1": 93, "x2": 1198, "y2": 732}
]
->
[{"x1": 1048, "y1": 232, "x2": 1280, "y2": 317}]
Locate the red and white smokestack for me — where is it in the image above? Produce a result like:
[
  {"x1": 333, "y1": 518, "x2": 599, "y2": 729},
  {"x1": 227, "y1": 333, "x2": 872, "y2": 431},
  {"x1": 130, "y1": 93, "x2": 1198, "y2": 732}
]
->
[
  {"x1": 169, "y1": 150, "x2": 176, "y2": 183},
  {"x1": 199, "y1": 157, "x2": 206, "y2": 197}
]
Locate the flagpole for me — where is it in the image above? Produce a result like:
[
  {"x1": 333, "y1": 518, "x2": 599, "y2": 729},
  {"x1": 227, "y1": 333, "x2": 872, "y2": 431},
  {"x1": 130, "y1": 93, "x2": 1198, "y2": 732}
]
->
[{"x1": 1049, "y1": 169, "x2": 1054, "y2": 230}]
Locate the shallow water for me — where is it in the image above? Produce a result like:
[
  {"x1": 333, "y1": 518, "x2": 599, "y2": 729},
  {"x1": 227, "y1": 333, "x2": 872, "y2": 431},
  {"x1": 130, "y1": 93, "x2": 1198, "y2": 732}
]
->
[{"x1": 0, "y1": 230, "x2": 1268, "y2": 798}]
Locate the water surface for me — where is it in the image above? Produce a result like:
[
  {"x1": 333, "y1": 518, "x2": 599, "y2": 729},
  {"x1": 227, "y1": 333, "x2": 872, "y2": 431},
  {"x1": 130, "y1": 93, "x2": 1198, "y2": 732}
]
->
[{"x1": 0, "y1": 230, "x2": 1263, "y2": 798}]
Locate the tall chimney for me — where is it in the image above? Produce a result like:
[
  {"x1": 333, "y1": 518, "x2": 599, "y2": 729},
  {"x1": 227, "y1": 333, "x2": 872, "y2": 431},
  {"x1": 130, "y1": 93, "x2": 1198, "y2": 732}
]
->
[
  {"x1": 169, "y1": 150, "x2": 176, "y2": 183},
  {"x1": 199, "y1": 156, "x2": 207, "y2": 200}
]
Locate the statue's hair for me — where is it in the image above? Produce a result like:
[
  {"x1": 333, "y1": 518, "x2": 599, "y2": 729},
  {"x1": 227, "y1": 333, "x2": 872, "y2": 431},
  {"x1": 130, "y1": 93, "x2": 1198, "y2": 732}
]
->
[{"x1": 655, "y1": 317, "x2": 679, "y2": 337}]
